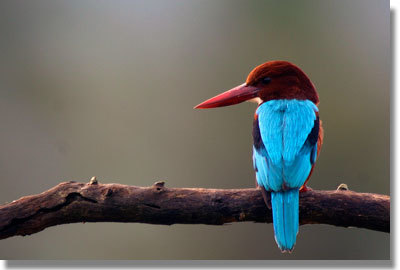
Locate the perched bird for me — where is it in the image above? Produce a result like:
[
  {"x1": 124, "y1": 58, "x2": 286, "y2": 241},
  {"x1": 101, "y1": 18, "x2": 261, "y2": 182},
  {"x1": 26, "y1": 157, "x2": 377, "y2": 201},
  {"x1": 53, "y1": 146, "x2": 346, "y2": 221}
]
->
[{"x1": 195, "y1": 61, "x2": 323, "y2": 252}]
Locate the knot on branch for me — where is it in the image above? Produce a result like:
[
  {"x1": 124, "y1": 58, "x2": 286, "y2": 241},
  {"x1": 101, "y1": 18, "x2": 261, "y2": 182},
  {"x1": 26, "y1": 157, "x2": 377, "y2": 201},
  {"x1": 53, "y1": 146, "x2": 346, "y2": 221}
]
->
[
  {"x1": 89, "y1": 176, "x2": 98, "y2": 185},
  {"x1": 152, "y1": 181, "x2": 166, "y2": 192},
  {"x1": 153, "y1": 181, "x2": 165, "y2": 188},
  {"x1": 337, "y1": 183, "x2": 349, "y2": 191}
]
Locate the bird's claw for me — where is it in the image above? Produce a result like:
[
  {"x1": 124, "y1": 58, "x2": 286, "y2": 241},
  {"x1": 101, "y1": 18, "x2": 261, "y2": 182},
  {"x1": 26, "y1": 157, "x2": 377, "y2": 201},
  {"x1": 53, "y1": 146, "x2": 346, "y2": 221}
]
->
[{"x1": 299, "y1": 185, "x2": 312, "y2": 193}]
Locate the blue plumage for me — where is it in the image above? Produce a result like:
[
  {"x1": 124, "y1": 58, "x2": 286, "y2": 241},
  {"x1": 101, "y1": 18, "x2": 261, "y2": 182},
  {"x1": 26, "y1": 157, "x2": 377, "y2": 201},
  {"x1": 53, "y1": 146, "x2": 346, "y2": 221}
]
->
[
  {"x1": 271, "y1": 190, "x2": 299, "y2": 251},
  {"x1": 253, "y1": 99, "x2": 319, "y2": 252}
]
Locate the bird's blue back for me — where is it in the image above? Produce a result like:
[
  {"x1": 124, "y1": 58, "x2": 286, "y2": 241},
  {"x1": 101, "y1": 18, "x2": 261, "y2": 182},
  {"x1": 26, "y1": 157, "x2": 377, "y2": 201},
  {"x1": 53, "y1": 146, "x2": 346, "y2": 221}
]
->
[{"x1": 252, "y1": 99, "x2": 319, "y2": 251}]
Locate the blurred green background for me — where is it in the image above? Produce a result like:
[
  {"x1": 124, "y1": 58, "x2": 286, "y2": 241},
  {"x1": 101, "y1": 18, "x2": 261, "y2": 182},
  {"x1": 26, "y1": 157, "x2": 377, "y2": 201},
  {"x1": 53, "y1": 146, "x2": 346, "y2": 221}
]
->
[{"x1": 0, "y1": 0, "x2": 389, "y2": 260}]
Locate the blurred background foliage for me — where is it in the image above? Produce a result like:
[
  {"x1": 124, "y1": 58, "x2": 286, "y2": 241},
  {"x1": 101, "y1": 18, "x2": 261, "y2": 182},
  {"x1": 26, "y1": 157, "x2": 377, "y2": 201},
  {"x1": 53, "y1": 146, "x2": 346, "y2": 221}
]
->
[{"x1": 0, "y1": 0, "x2": 389, "y2": 259}]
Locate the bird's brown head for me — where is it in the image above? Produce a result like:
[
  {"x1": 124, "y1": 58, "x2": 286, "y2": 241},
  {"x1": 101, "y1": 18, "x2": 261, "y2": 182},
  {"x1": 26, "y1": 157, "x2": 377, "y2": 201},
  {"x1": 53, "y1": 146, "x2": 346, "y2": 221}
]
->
[{"x1": 195, "y1": 60, "x2": 319, "y2": 109}]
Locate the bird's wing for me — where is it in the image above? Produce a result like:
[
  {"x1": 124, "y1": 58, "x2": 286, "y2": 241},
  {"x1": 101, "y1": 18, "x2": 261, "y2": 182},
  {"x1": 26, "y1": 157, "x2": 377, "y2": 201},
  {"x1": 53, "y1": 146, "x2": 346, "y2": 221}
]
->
[{"x1": 253, "y1": 100, "x2": 319, "y2": 192}]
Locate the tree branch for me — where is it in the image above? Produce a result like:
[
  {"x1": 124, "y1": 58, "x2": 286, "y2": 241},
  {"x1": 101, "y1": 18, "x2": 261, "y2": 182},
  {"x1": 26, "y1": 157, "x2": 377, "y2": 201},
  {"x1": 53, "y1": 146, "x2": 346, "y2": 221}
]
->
[{"x1": 0, "y1": 180, "x2": 390, "y2": 240}]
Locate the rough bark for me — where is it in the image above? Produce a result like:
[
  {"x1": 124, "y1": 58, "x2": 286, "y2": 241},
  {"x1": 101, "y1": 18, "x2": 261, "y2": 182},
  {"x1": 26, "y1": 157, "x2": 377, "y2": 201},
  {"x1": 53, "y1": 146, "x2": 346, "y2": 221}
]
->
[{"x1": 0, "y1": 180, "x2": 390, "y2": 240}]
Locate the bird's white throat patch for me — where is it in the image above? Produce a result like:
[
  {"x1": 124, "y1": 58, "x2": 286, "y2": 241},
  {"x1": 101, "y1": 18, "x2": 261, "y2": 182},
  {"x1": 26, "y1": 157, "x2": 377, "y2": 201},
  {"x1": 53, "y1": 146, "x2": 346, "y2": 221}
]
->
[{"x1": 248, "y1": 97, "x2": 262, "y2": 105}]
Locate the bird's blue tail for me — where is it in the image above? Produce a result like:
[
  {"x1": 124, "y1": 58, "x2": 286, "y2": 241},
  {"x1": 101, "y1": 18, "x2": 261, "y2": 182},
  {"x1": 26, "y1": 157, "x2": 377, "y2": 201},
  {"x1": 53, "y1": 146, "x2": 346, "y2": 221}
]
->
[{"x1": 271, "y1": 189, "x2": 299, "y2": 252}]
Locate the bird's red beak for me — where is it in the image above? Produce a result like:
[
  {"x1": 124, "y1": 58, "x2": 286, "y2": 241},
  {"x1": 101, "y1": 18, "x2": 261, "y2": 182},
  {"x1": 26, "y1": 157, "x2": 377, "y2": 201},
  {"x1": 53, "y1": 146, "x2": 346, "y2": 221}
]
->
[{"x1": 194, "y1": 83, "x2": 259, "y2": 109}]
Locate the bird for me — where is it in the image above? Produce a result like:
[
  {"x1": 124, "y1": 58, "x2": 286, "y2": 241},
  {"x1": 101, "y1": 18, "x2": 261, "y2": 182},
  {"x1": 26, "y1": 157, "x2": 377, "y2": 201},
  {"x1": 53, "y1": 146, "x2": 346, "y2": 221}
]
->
[{"x1": 194, "y1": 60, "x2": 323, "y2": 252}]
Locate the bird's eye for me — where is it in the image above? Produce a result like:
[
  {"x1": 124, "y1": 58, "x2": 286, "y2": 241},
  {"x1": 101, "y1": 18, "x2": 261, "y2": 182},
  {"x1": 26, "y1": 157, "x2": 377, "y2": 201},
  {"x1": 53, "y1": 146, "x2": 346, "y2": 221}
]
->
[{"x1": 262, "y1": 77, "x2": 271, "y2": 84}]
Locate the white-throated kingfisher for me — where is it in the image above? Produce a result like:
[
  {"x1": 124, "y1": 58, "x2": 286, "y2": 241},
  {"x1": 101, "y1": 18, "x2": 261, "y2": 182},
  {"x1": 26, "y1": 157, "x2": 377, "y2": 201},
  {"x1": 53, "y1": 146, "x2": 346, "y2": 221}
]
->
[{"x1": 195, "y1": 61, "x2": 323, "y2": 252}]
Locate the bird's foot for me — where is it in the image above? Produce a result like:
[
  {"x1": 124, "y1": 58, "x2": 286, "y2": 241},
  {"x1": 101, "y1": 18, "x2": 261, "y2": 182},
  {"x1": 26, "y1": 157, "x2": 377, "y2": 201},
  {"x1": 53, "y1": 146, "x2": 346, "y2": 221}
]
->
[
  {"x1": 299, "y1": 185, "x2": 312, "y2": 193},
  {"x1": 259, "y1": 186, "x2": 272, "y2": 209}
]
